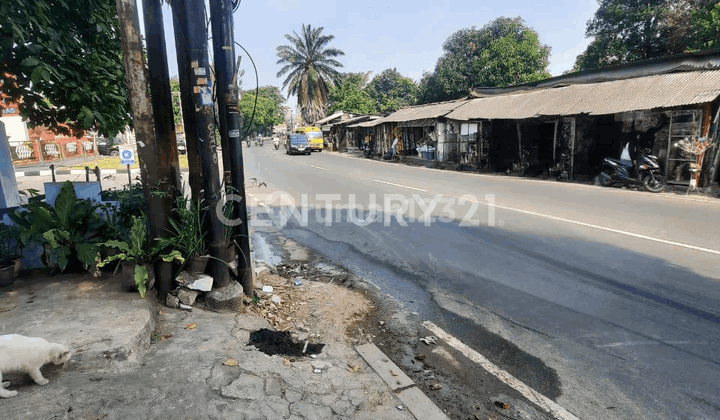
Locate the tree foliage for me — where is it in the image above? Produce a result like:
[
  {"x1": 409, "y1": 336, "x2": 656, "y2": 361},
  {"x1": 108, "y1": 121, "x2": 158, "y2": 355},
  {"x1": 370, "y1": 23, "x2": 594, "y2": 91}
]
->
[
  {"x1": 327, "y1": 72, "x2": 376, "y2": 115},
  {"x1": 0, "y1": 0, "x2": 131, "y2": 136},
  {"x1": 366, "y1": 68, "x2": 418, "y2": 113},
  {"x1": 170, "y1": 77, "x2": 182, "y2": 129},
  {"x1": 276, "y1": 24, "x2": 344, "y2": 125},
  {"x1": 418, "y1": 17, "x2": 551, "y2": 104},
  {"x1": 689, "y1": 2, "x2": 720, "y2": 50},
  {"x1": 574, "y1": 0, "x2": 720, "y2": 71},
  {"x1": 239, "y1": 87, "x2": 285, "y2": 134}
]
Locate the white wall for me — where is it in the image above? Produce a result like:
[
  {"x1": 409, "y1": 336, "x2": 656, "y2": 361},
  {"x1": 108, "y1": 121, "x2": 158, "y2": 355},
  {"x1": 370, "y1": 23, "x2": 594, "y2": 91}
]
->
[{"x1": 0, "y1": 115, "x2": 28, "y2": 145}]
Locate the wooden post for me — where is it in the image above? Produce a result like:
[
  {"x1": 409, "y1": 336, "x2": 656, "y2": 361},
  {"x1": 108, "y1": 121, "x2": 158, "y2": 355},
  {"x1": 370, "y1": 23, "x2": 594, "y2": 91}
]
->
[
  {"x1": 552, "y1": 119, "x2": 558, "y2": 166},
  {"x1": 570, "y1": 117, "x2": 576, "y2": 180},
  {"x1": 516, "y1": 121, "x2": 522, "y2": 159}
]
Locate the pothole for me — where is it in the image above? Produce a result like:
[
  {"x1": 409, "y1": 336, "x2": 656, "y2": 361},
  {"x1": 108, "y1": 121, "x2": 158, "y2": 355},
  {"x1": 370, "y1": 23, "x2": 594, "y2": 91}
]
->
[{"x1": 249, "y1": 328, "x2": 324, "y2": 357}]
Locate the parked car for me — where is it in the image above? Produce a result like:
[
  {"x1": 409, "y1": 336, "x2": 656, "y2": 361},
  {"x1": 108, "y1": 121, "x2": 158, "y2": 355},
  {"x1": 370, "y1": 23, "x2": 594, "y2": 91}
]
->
[
  {"x1": 96, "y1": 137, "x2": 119, "y2": 156},
  {"x1": 286, "y1": 133, "x2": 311, "y2": 155}
]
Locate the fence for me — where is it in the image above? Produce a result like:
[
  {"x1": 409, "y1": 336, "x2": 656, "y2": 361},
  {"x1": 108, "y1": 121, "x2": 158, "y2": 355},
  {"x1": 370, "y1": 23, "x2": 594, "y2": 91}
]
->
[{"x1": 10, "y1": 137, "x2": 97, "y2": 166}]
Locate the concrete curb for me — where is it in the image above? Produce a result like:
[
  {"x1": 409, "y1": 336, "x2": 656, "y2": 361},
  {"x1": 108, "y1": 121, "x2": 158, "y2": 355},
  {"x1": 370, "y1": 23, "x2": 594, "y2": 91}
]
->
[{"x1": 356, "y1": 342, "x2": 449, "y2": 420}]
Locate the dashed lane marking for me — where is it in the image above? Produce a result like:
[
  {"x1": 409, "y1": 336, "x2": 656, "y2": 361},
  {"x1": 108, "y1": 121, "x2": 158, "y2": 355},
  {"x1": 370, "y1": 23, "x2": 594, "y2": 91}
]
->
[
  {"x1": 309, "y1": 164, "x2": 329, "y2": 171},
  {"x1": 373, "y1": 179, "x2": 427, "y2": 192}
]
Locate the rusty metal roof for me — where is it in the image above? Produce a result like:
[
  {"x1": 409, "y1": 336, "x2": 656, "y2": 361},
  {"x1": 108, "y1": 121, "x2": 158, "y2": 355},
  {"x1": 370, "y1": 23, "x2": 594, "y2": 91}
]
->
[
  {"x1": 313, "y1": 111, "x2": 346, "y2": 125},
  {"x1": 381, "y1": 99, "x2": 469, "y2": 123},
  {"x1": 447, "y1": 70, "x2": 720, "y2": 120},
  {"x1": 347, "y1": 116, "x2": 386, "y2": 128}
]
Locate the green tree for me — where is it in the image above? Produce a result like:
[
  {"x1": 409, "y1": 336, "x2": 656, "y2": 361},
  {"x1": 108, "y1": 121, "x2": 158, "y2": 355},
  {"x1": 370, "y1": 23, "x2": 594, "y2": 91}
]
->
[
  {"x1": 239, "y1": 93, "x2": 284, "y2": 134},
  {"x1": 0, "y1": 0, "x2": 131, "y2": 136},
  {"x1": 170, "y1": 77, "x2": 182, "y2": 129},
  {"x1": 276, "y1": 24, "x2": 345, "y2": 124},
  {"x1": 327, "y1": 72, "x2": 376, "y2": 114},
  {"x1": 574, "y1": 0, "x2": 719, "y2": 71},
  {"x1": 417, "y1": 71, "x2": 446, "y2": 105},
  {"x1": 366, "y1": 68, "x2": 418, "y2": 113},
  {"x1": 690, "y1": 2, "x2": 720, "y2": 50},
  {"x1": 428, "y1": 17, "x2": 551, "y2": 101}
]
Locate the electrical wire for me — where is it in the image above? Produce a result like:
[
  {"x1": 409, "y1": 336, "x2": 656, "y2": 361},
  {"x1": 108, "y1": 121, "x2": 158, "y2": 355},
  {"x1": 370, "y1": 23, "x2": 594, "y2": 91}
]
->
[{"x1": 235, "y1": 40, "x2": 259, "y2": 142}]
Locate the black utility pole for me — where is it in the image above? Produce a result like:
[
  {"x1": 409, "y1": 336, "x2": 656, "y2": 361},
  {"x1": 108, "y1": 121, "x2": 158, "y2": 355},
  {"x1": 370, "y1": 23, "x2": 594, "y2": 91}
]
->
[
  {"x1": 171, "y1": 0, "x2": 202, "y2": 199},
  {"x1": 209, "y1": 0, "x2": 253, "y2": 294},
  {"x1": 172, "y1": 0, "x2": 229, "y2": 288},
  {"x1": 141, "y1": 0, "x2": 182, "y2": 299}
]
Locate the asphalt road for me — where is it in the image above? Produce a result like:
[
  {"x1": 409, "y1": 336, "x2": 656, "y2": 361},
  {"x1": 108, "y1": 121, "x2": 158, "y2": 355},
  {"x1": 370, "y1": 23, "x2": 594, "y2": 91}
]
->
[{"x1": 242, "y1": 145, "x2": 720, "y2": 420}]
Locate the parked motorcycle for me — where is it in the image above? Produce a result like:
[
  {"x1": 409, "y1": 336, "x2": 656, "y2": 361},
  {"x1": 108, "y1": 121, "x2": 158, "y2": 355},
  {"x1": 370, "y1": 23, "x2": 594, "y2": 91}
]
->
[
  {"x1": 598, "y1": 148, "x2": 666, "y2": 193},
  {"x1": 363, "y1": 141, "x2": 374, "y2": 158}
]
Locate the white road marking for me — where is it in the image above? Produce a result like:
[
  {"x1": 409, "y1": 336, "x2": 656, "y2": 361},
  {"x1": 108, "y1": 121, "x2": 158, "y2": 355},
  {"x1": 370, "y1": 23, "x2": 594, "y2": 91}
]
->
[
  {"x1": 476, "y1": 199, "x2": 720, "y2": 256},
  {"x1": 597, "y1": 340, "x2": 699, "y2": 348},
  {"x1": 423, "y1": 321, "x2": 580, "y2": 420},
  {"x1": 373, "y1": 179, "x2": 427, "y2": 192},
  {"x1": 309, "y1": 164, "x2": 328, "y2": 171}
]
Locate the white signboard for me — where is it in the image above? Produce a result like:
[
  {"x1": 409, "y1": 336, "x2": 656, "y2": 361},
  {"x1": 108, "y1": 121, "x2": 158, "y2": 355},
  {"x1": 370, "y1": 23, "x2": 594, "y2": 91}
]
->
[{"x1": 120, "y1": 148, "x2": 135, "y2": 165}]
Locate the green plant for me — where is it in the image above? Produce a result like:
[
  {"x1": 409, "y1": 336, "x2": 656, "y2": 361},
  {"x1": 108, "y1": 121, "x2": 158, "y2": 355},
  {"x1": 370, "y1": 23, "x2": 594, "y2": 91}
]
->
[
  {"x1": 97, "y1": 215, "x2": 184, "y2": 297},
  {"x1": 10, "y1": 181, "x2": 106, "y2": 272},
  {"x1": 0, "y1": 224, "x2": 22, "y2": 266},
  {"x1": 156, "y1": 196, "x2": 207, "y2": 263}
]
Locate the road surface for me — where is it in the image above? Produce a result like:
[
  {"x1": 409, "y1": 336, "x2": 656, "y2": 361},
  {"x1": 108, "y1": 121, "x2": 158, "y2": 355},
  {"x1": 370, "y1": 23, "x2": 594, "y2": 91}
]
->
[{"x1": 242, "y1": 145, "x2": 720, "y2": 420}]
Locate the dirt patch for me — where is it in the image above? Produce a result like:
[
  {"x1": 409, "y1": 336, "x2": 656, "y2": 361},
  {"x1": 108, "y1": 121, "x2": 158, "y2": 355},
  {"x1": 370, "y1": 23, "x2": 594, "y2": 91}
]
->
[{"x1": 245, "y1": 267, "x2": 376, "y2": 347}]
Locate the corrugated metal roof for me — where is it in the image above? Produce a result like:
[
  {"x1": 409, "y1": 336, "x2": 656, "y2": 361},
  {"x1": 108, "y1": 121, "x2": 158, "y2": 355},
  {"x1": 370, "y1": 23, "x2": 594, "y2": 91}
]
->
[
  {"x1": 313, "y1": 111, "x2": 345, "y2": 125},
  {"x1": 347, "y1": 117, "x2": 386, "y2": 128},
  {"x1": 381, "y1": 99, "x2": 469, "y2": 123},
  {"x1": 447, "y1": 70, "x2": 720, "y2": 120}
]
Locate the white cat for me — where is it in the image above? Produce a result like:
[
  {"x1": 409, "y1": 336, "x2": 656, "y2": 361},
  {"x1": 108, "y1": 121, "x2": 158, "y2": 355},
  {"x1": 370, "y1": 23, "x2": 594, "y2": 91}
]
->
[{"x1": 0, "y1": 334, "x2": 71, "y2": 398}]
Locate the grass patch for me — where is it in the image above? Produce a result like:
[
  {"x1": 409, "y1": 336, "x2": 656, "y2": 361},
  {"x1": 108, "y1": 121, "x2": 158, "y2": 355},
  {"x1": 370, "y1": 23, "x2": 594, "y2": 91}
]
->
[{"x1": 72, "y1": 155, "x2": 189, "y2": 170}]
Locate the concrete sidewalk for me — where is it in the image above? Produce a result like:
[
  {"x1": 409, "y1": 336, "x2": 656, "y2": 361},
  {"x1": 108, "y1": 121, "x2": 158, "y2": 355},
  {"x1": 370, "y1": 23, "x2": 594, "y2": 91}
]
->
[{"x1": 0, "y1": 271, "x2": 445, "y2": 419}]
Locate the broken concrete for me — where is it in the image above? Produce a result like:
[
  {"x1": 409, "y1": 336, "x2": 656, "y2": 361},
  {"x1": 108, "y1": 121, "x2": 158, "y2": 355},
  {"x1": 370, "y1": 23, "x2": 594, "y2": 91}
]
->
[{"x1": 177, "y1": 288, "x2": 201, "y2": 306}]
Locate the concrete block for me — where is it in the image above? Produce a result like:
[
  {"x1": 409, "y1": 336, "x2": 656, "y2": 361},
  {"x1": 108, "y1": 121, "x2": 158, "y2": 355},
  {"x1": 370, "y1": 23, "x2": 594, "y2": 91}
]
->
[
  {"x1": 176, "y1": 271, "x2": 213, "y2": 292},
  {"x1": 166, "y1": 293, "x2": 180, "y2": 309},
  {"x1": 397, "y1": 387, "x2": 449, "y2": 420},
  {"x1": 177, "y1": 288, "x2": 201, "y2": 306},
  {"x1": 355, "y1": 343, "x2": 414, "y2": 391}
]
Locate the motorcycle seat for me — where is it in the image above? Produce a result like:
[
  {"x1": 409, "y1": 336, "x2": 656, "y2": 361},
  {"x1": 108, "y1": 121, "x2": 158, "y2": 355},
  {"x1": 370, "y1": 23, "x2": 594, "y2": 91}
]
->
[{"x1": 607, "y1": 158, "x2": 634, "y2": 168}]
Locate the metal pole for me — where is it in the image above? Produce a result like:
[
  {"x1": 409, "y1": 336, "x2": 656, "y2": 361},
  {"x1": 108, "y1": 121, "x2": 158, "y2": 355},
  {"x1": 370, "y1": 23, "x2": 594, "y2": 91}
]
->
[
  {"x1": 142, "y1": 0, "x2": 183, "y2": 299},
  {"x1": 209, "y1": 0, "x2": 252, "y2": 294},
  {"x1": 174, "y1": 0, "x2": 229, "y2": 288}
]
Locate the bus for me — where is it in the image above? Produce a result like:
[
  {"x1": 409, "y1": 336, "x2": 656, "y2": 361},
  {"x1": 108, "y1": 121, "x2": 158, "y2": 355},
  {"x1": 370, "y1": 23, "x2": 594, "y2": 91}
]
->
[{"x1": 294, "y1": 126, "x2": 324, "y2": 152}]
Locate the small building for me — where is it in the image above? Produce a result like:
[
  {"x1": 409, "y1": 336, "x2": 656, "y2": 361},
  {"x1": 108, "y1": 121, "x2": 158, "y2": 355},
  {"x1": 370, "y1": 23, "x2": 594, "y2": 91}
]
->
[{"x1": 375, "y1": 50, "x2": 720, "y2": 187}]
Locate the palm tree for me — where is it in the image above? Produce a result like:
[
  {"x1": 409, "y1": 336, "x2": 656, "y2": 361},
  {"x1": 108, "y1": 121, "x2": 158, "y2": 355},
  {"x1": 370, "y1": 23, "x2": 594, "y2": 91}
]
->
[{"x1": 276, "y1": 24, "x2": 345, "y2": 124}]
